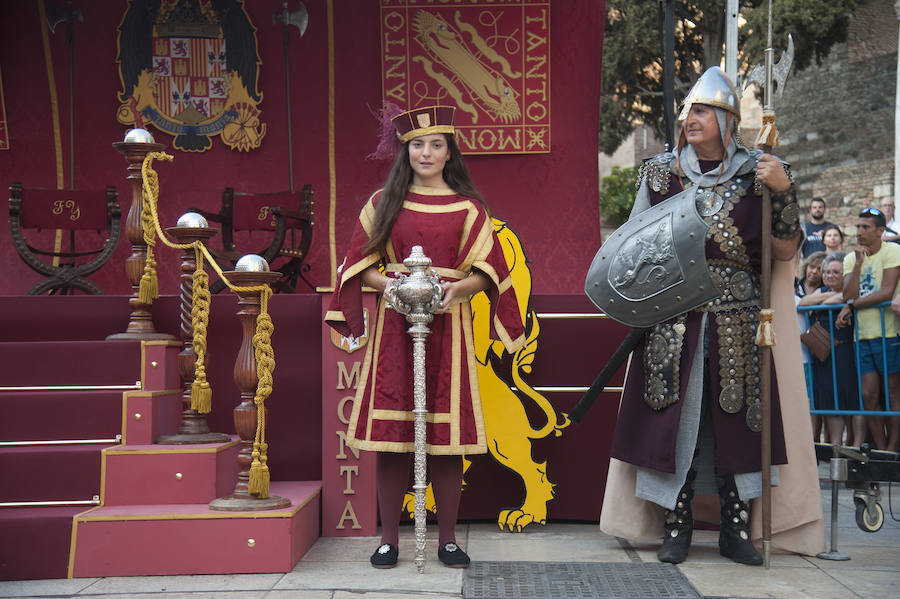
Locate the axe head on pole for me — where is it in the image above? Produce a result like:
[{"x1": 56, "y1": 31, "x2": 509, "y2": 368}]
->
[
  {"x1": 743, "y1": 34, "x2": 794, "y2": 99},
  {"x1": 273, "y1": 1, "x2": 309, "y2": 38},
  {"x1": 46, "y1": 2, "x2": 83, "y2": 34}
]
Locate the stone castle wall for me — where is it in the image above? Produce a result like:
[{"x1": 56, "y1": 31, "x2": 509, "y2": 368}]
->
[
  {"x1": 777, "y1": 0, "x2": 897, "y2": 243},
  {"x1": 616, "y1": 1, "x2": 898, "y2": 245}
]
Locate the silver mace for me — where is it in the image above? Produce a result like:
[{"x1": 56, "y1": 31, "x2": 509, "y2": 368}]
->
[
  {"x1": 743, "y1": 0, "x2": 794, "y2": 570},
  {"x1": 384, "y1": 246, "x2": 443, "y2": 574}
]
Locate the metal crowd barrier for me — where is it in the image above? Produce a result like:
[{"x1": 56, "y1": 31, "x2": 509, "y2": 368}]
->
[
  {"x1": 796, "y1": 300, "x2": 897, "y2": 417},
  {"x1": 796, "y1": 300, "x2": 899, "y2": 558}
]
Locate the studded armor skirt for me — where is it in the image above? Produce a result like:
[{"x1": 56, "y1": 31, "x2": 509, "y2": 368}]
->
[{"x1": 610, "y1": 303, "x2": 788, "y2": 477}]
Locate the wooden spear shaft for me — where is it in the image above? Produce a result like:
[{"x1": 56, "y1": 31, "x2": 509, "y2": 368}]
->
[
  {"x1": 759, "y1": 0, "x2": 775, "y2": 569},
  {"x1": 760, "y1": 171, "x2": 774, "y2": 569}
]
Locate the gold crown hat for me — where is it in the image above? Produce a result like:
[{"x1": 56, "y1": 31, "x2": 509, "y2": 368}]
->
[
  {"x1": 391, "y1": 105, "x2": 456, "y2": 142},
  {"x1": 678, "y1": 66, "x2": 741, "y2": 124}
]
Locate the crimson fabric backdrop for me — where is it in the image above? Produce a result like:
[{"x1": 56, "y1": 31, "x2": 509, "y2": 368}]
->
[{"x1": 0, "y1": 0, "x2": 603, "y2": 297}]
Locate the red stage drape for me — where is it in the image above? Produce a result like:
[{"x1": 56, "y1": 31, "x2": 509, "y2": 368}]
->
[{"x1": 0, "y1": 0, "x2": 604, "y2": 296}]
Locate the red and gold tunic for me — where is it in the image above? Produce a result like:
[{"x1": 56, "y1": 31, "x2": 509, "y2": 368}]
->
[{"x1": 325, "y1": 185, "x2": 526, "y2": 454}]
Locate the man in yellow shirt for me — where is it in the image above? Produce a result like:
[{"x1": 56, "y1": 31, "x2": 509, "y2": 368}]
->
[{"x1": 837, "y1": 207, "x2": 900, "y2": 451}]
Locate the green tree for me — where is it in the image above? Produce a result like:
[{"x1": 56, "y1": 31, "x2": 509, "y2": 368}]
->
[
  {"x1": 600, "y1": 0, "x2": 859, "y2": 155},
  {"x1": 599, "y1": 165, "x2": 640, "y2": 227}
]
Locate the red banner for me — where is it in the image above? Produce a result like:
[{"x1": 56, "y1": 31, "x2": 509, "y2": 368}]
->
[{"x1": 381, "y1": 1, "x2": 551, "y2": 155}]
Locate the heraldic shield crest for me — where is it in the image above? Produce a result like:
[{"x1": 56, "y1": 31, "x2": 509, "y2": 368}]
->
[
  {"x1": 585, "y1": 187, "x2": 720, "y2": 328},
  {"x1": 116, "y1": 0, "x2": 266, "y2": 152}
]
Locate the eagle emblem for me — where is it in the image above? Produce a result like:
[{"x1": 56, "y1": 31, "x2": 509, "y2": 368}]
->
[{"x1": 115, "y1": 0, "x2": 266, "y2": 152}]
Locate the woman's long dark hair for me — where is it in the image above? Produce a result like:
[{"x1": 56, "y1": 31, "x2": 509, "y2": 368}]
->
[{"x1": 363, "y1": 134, "x2": 490, "y2": 255}]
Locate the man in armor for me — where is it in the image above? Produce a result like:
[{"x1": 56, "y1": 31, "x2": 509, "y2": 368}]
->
[{"x1": 597, "y1": 67, "x2": 824, "y2": 565}]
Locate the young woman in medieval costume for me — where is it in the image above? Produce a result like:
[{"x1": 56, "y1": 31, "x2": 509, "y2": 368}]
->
[
  {"x1": 325, "y1": 106, "x2": 525, "y2": 569},
  {"x1": 599, "y1": 67, "x2": 824, "y2": 565}
]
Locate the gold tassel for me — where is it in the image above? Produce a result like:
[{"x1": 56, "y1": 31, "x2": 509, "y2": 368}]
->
[
  {"x1": 190, "y1": 247, "x2": 213, "y2": 414},
  {"x1": 248, "y1": 441, "x2": 270, "y2": 497},
  {"x1": 756, "y1": 308, "x2": 776, "y2": 347},
  {"x1": 191, "y1": 379, "x2": 212, "y2": 414},
  {"x1": 755, "y1": 110, "x2": 780, "y2": 148},
  {"x1": 248, "y1": 287, "x2": 275, "y2": 499},
  {"x1": 135, "y1": 151, "x2": 174, "y2": 306},
  {"x1": 138, "y1": 248, "x2": 158, "y2": 304}
]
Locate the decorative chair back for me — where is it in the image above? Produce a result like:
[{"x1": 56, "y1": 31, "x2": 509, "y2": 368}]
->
[
  {"x1": 9, "y1": 182, "x2": 121, "y2": 295},
  {"x1": 232, "y1": 192, "x2": 295, "y2": 232},
  {"x1": 188, "y1": 184, "x2": 314, "y2": 293}
]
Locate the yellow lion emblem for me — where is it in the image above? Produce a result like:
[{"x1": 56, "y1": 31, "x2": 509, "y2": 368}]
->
[{"x1": 403, "y1": 218, "x2": 570, "y2": 531}]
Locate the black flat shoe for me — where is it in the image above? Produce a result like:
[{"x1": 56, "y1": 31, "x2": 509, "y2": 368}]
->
[
  {"x1": 718, "y1": 530, "x2": 763, "y2": 566},
  {"x1": 370, "y1": 543, "x2": 398, "y2": 568},
  {"x1": 658, "y1": 525, "x2": 692, "y2": 564},
  {"x1": 438, "y1": 542, "x2": 470, "y2": 568}
]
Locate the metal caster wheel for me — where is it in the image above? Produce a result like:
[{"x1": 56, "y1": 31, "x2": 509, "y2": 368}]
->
[{"x1": 854, "y1": 500, "x2": 884, "y2": 533}]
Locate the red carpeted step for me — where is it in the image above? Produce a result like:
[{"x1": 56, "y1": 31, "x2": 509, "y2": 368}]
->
[
  {"x1": 0, "y1": 506, "x2": 81, "y2": 580},
  {"x1": 0, "y1": 340, "x2": 142, "y2": 387},
  {"x1": 1, "y1": 390, "x2": 123, "y2": 442},
  {"x1": 0, "y1": 445, "x2": 112, "y2": 503},
  {"x1": 0, "y1": 295, "x2": 180, "y2": 343}
]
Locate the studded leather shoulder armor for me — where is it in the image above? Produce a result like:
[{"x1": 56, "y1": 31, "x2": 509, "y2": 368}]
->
[
  {"x1": 771, "y1": 186, "x2": 800, "y2": 239},
  {"x1": 637, "y1": 152, "x2": 677, "y2": 194}
]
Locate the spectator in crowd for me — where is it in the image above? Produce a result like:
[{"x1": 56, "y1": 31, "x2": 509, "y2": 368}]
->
[
  {"x1": 797, "y1": 251, "x2": 826, "y2": 298},
  {"x1": 800, "y1": 252, "x2": 862, "y2": 447},
  {"x1": 822, "y1": 224, "x2": 844, "y2": 253},
  {"x1": 802, "y1": 197, "x2": 835, "y2": 258},
  {"x1": 881, "y1": 198, "x2": 899, "y2": 243},
  {"x1": 837, "y1": 207, "x2": 900, "y2": 451},
  {"x1": 796, "y1": 251, "x2": 826, "y2": 440}
]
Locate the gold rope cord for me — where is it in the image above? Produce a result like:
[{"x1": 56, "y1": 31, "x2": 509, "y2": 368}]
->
[
  {"x1": 190, "y1": 244, "x2": 213, "y2": 413},
  {"x1": 139, "y1": 153, "x2": 278, "y2": 478},
  {"x1": 248, "y1": 286, "x2": 275, "y2": 498}
]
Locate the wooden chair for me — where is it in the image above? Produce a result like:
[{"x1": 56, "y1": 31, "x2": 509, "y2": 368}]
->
[
  {"x1": 8, "y1": 182, "x2": 121, "y2": 295},
  {"x1": 189, "y1": 184, "x2": 314, "y2": 293}
]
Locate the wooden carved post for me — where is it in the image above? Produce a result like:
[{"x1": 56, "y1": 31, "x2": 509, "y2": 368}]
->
[
  {"x1": 108, "y1": 130, "x2": 174, "y2": 341},
  {"x1": 209, "y1": 267, "x2": 289, "y2": 511},
  {"x1": 157, "y1": 216, "x2": 231, "y2": 444}
]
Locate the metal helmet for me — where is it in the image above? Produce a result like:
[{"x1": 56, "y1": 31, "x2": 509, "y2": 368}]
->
[{"x1": 678, "y1": 66, "x2": 740, "y2": 123}]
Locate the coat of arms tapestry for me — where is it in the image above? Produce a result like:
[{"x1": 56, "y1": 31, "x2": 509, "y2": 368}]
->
[{"x1": 116, "y1": 0, "x2": 265, "y2": 153}]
